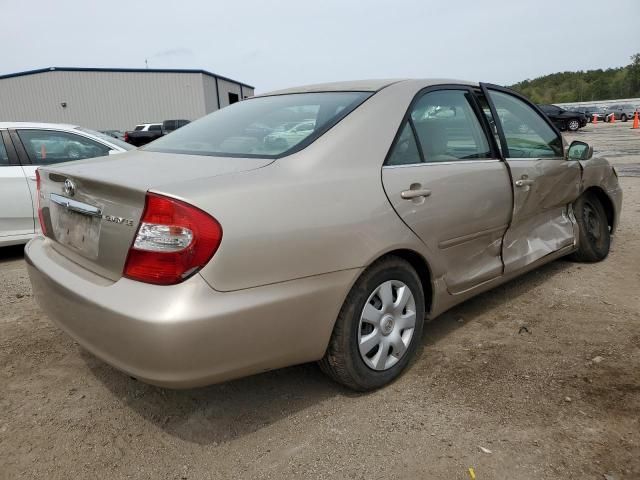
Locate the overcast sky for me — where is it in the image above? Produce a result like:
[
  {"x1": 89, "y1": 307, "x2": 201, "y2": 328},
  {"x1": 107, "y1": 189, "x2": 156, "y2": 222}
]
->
[{"x1": 2, "y1": 0, "x2": 638, "y2": 93}]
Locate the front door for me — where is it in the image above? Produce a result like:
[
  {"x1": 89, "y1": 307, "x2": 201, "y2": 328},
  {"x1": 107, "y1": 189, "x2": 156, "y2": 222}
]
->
[
  {"x1": 482, "y1": 86, "x2": 581, "y2": 273},
  {"x1": 382, "y1": 87, "x2": 513, "y2": 294}
]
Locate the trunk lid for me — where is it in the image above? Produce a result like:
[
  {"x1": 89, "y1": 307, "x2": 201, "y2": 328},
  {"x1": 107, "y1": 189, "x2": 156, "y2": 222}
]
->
[{"x1": 38, "y1": 150, "x2": 273, "y2": 281}]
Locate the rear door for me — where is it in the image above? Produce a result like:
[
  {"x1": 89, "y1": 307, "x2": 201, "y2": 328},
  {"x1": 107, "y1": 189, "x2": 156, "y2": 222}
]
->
[
  {"x1": 382, "y1": 86, "x2": 512, "y2": 294},
  {"x1": 0, "y1": 131, "x2": 35, "y2": 239},
  {"x1": 482, "y1": 85, "x2": 581, "y2": 273}
]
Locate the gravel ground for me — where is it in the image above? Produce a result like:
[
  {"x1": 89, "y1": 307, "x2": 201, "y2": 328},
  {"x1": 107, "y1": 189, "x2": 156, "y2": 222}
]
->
[{"x1": 1, "y1": 122, "x2": 639, "y2": 480}]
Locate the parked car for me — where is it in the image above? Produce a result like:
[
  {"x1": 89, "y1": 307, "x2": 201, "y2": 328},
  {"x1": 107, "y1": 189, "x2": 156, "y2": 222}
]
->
[
  {"x1": 26, "y1": 80, "x2": 621, "y2": 391},
  {"x1": 537, "y1": 104, "x2": 587, "y2": 131},
  {"x1": 124, "y1": 120, "x2": 190, "y2": 147},
  {"x1": 124, "y1": 123, "x2": 162, "y2": 146},
  {"x1": 569, "y1": 105, "x2": 606, "y2": 122},
  {"x1": 604, "y1": 104, "x2": 636, "y2": 122},
  {"x1": 0, "y1": 122, "x2": 133, "y2": 247},
  {"x1": 100, "y1": 130, "x2": 125, "y2": 140}
]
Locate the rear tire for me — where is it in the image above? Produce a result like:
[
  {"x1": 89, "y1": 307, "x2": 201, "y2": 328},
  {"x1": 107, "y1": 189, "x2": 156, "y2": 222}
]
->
[
  {"x1": 621, "y1": 114, "x2": 628, "y2": 122},
  {"x1": 319, "y1": 256, "x2": 425, "y2": 391},
  {"x1": 569, "y1": 192, "x2": 611, "y2": 262},
  {"x1": 567, "y1": 119, "x2": 580, "y2": 131}
]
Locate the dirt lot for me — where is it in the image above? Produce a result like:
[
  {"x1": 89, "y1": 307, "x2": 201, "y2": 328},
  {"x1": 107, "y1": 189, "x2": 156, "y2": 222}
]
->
[{"x1": 1, "y1": 122, "x2": 639, "y2": 480}]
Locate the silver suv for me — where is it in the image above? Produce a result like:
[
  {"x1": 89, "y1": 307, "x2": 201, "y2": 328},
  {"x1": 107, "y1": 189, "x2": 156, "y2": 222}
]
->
[{"x1": 605, "y1": 103, "x2": 636, "y2": 122}]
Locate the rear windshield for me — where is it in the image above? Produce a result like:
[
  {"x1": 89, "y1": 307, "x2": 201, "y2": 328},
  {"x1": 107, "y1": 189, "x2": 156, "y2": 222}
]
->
[{"x1": 144, "y1": 91, "x2": 372, "y2": 158}]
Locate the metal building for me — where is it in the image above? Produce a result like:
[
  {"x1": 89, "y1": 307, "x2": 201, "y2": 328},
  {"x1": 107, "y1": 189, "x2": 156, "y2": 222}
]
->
[{"x1": 0, "y1": 67, "x2": 255, "y2": 131}]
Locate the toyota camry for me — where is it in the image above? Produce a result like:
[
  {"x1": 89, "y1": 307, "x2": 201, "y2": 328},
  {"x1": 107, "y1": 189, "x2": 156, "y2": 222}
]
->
[{"x1": 26, "y1": 79, "x2": 622, "y2": 391}]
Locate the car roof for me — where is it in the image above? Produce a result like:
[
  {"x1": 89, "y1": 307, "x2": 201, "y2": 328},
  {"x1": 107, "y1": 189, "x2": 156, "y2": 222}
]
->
[
  {"x1": 0, "y1": 121, "x2": 79, "y2": 130},
  {"x1": 260, "y1": 78, "x2": 479, "y2": 96}
]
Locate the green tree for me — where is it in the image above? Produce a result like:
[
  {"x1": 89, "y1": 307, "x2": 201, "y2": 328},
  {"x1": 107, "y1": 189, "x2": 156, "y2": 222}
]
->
[{"x1": 510, "y1": 55, "x2": 640, "y2": 103}]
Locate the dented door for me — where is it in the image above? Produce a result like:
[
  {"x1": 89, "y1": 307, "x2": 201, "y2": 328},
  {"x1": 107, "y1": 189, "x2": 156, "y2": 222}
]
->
[{"x1": 485, "y1": 88, "x2": 581, "y2": 273}]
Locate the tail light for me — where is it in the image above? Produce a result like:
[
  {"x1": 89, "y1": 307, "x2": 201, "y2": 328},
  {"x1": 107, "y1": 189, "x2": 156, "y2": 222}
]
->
[
  {"x1": 124, "y1": 193, "x2": 222, "y2": 285},
  {"x1": 35, "y1": 170, "x2": 47, "y2": 236},
  {"x1": 124, "y1": 132, "x2": 129, "y2": 143}
]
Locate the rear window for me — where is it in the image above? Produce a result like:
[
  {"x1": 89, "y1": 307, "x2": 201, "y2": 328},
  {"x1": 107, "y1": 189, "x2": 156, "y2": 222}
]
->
[
  {"x1": 134, "y1": 125, "x2": 145, "y2": 131},
  {"x1": 144, "y1": 91, "x2": 372, "y2": 158}
]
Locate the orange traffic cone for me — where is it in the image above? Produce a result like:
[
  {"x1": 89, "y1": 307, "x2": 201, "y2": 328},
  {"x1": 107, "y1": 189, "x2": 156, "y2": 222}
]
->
[
  {"x1": 632, "y1": 111, "x2": 639, "y2": 129},
  {"x1": 593, "y1": 113, "x2": 598, "y2": 125},
  {"x1": 610, "y1": 112, "x2": 616, "y2": 124}
]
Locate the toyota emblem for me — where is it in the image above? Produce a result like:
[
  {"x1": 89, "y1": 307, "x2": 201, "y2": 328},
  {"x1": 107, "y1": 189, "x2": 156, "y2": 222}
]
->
[{"x1": 63, "y1": 179, "x2": 76, "y2": 197}]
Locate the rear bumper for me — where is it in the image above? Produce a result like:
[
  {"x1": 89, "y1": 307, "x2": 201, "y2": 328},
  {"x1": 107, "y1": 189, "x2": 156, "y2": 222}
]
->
[{"x1": 26, "y1": 236, "x2": 359, "y2": 388}]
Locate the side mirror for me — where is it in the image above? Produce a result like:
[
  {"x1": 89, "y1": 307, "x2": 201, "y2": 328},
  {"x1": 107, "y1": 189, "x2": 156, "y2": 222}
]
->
[{"x1": 567, "y1": 140, "x2": 593, "y2": 160}]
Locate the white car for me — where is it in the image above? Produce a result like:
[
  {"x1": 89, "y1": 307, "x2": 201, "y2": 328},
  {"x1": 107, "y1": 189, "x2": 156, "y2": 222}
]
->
[{"x1": 0, "y1": 122, "x2": 134, "y2": 247}]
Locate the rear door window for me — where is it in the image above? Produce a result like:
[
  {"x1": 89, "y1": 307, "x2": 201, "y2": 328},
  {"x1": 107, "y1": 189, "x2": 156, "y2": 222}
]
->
[
  {"x1": 410, "y1": 89, "x2": 492, "y2": 162},
  {"x1": 17, "y1": 130, "x2": 112, "y2": 165}
]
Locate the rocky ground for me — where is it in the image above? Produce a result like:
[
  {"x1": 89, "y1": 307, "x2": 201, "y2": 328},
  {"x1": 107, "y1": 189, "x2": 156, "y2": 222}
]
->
[{"x1": 1, "y1": 122, "x2": 639, "y2": 479}]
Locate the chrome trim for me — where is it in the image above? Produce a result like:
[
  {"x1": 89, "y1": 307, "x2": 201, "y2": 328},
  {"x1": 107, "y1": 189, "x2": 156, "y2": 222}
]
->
[
  {"x1": 438, "y1": 224, "x2": 508, "y2": 249},
  {"x1": 383, "y1": 159, "x2": 501, "y2": 169},
  {"x1": 49, "y1": 193, "x2": 103, "y2": 217}
]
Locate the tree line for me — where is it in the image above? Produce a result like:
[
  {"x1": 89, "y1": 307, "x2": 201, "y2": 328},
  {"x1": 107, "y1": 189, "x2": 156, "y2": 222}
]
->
[{"x1": 510, "y1": 54, "x2": 640, "y2": 104}]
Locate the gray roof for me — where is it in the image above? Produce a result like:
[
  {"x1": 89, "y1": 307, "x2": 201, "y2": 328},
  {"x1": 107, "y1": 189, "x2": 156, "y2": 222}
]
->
[
  {"x1": 261, "y1": 78, "x2": 479, "y2": 96},
  {"x1": 0, "y1": 67, "x2": 254, "y2": 89}
]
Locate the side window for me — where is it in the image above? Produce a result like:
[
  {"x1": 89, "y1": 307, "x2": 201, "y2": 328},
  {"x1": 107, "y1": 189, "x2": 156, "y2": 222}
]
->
[
  {"x1": 149, "y1": 124, "x2": 162, "y2": 132},
  {"x1": 410, "y1": 90, "x2": 491, "y2": 162},
  {"x1": 17, "y1": 130, "x2": 111, "y2": 165},
  {"x1": 0, "y1": 137, "x2": 9, "y2": 166},
  {"x1": 386, "y1": 123, "x2": 421, "y2": 166},
  {"x1": 488, "y1": 91, "x2": 563, "y2": 159}
]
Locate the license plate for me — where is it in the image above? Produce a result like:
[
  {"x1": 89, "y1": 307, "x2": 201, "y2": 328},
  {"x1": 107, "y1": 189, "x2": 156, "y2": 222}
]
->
[{"x1": 50, "y1": 202, "x2": 101, "y2": 259}]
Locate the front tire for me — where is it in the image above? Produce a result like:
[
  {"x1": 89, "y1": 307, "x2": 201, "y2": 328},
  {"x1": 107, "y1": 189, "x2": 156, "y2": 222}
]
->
[
  {"x1": 320, "y1": 256, "x2": 425, "y2": 391},
  {"x1": 621, "y1": 114, "x2": 628, "y2": 122},
  {"x1": 567, "y1": 119, "x2": 580, "y2": 131},
  {"x1": 570, "y1": 192, "x2": 611, "y2": 262}
]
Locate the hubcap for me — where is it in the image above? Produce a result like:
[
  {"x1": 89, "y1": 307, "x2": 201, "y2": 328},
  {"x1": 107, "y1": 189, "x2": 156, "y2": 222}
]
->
[
  {"x1": 358, "y1": 280, "x2": 416, "y2": 371},
  {"x1": 569, "y1": 120, "x2": 579, "y2": 130}
]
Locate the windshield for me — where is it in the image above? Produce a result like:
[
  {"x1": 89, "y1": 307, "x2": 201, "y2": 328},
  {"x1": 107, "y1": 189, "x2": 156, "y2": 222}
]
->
[
  {"x1": 144, "y1": 91, "x2": 372, "y2": 158},
  {"x1": 75, "y1": 127, "x2": 134, "y2": 150}
]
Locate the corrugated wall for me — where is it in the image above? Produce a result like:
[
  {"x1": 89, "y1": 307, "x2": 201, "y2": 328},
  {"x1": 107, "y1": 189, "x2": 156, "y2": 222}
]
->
[
  {"x1": 202, "y1": 74, "x2": 220, "y2": 113},
  {"x1": 0, "y1": 70, "x2": 211, "y2": 130}
]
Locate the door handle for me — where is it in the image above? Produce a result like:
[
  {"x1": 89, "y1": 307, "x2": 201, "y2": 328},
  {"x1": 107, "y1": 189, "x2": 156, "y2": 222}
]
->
[
  {"x1": 28, "y1": 176, "x2": 37, "y2": 181},
  {"x1": 515, "y1": 179, "x2": 534, "y2": 187},
  {"x1": 401, "y1": 188, "x2": 432, "y2": 199}
]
